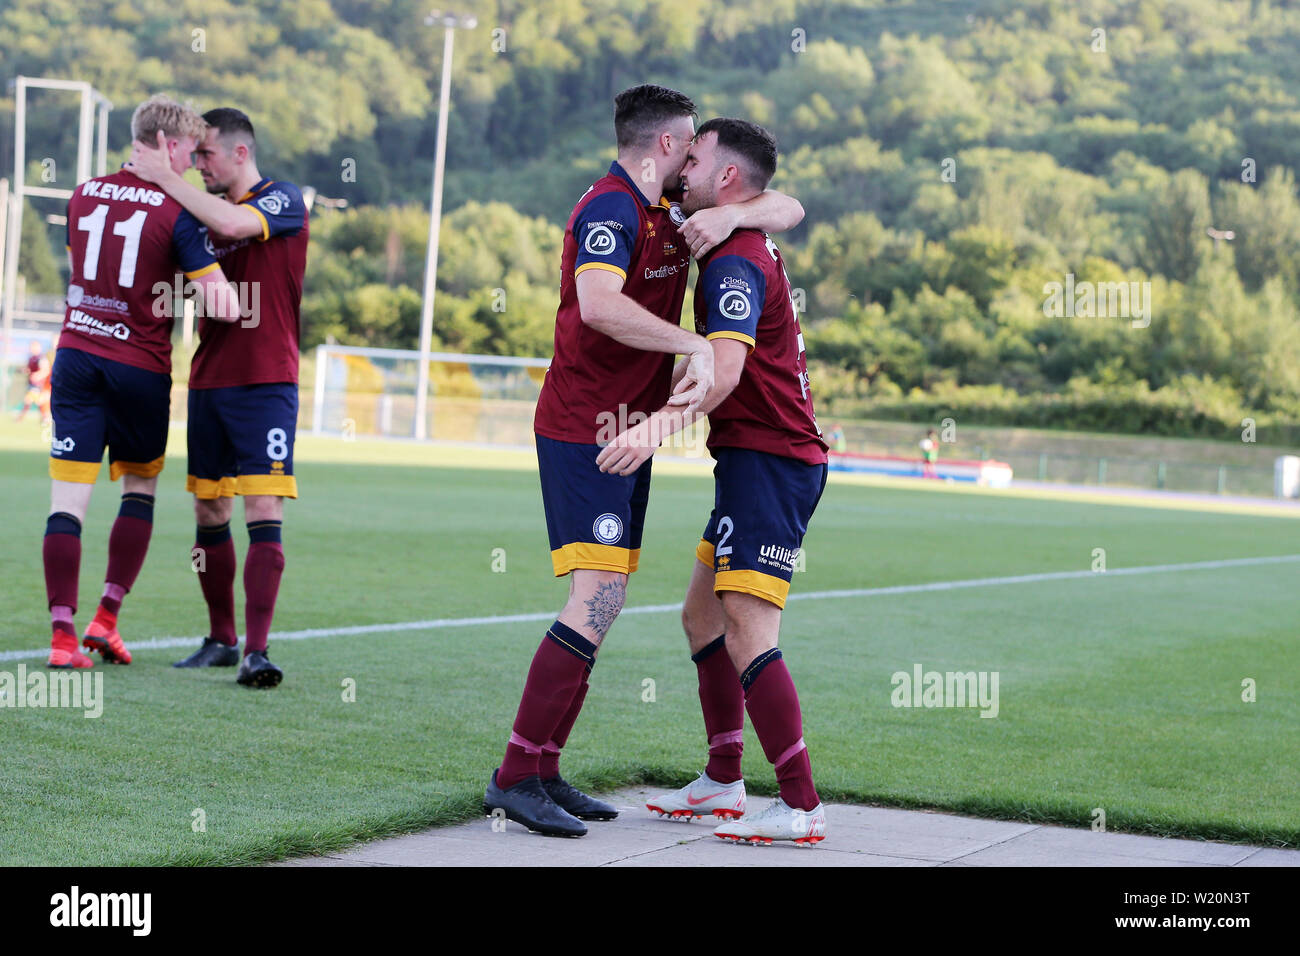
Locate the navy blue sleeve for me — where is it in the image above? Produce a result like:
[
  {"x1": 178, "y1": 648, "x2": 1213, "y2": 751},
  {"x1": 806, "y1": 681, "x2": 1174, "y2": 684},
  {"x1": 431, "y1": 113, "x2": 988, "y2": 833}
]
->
[
  {"x1": 572, "y1": 191, "x2": 640, "y2": 281},
  {"x1": 698, "y1": 254, "x2": 766, "y2": 347},
  {"x1": 244, "y1": 181, "x2": 305, "y2": 240},
  {"x1": 172, "y1": 210, "x2": 220, "y2": 276}
]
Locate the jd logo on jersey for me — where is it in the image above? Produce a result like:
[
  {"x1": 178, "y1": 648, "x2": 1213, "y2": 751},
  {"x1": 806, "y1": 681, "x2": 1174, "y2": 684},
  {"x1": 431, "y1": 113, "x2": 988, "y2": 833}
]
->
[
  {"x1": 584, "y1": 226, "x2": 616, "y2": 256},
  {"x1": 719, "y1": 290, "x2": 751, "y2": 321}
]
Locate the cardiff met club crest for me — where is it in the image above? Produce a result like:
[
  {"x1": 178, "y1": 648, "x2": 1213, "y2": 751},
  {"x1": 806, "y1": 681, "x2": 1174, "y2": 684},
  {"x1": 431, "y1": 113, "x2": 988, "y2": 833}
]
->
[{"x1": 593, "y1": 513, "x2": 624, "y2": 545}]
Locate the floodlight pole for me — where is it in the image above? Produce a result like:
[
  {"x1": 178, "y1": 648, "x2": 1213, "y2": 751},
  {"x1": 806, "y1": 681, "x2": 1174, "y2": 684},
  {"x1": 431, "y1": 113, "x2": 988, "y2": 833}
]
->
[{"x1": 415, "y1": 12, "x2": 476, "y2": 441}]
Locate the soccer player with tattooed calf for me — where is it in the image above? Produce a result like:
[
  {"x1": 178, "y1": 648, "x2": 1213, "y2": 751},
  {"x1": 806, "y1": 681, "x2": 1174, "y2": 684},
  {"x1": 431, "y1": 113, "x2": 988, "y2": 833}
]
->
[{"x1": 485, "y1": 87, "x2": 806, "y2": 836}]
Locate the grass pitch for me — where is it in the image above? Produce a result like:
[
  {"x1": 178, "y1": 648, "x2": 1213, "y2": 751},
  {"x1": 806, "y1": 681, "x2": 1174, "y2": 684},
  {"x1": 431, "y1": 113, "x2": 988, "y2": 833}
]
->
[{"x1": 0, "y1": 420, "x2": 1297, "y2": 865}]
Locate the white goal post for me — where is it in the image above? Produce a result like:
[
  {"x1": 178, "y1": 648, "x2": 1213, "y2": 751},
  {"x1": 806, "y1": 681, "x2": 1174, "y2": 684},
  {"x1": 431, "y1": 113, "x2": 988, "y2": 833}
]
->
[
  {"x1": 306, "y1": 343, "x2": 712, "y2": 459},
  {"x1": 309, "y1": 344, "x2": 549, "y2": 445}
]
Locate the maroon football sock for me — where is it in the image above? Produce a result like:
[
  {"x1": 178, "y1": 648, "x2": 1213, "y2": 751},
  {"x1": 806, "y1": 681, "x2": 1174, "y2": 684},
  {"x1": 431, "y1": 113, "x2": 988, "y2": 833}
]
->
[
  {"x1": 243, "y1": 524, "x2": 285, "y2": 655},
  {"x1": 741, "y1": 649, "x2": 820, "y2": 812},
  {"x1": 539, "y1": 674, "x2": 590, "y2": 780},
  {"x1": 43, "y1": 513, "x2": 82, "y2": 615},
  {"x1": 694, "y1": 635, "x2": 744, "y2": 784},
  {"x1": 100, "y1": 493, "x2": 155, "y2": 625},
  {"x1": 93, "y1": 584, "x2": 126, "y2": 631},
  {"x1": 51, "y1": 606, "x2": 77, "y2": 646},
  {"x1": 498, "y1": 622, "x2": 597, "y2": 789},
  {"x1": 195, "y1": 524, "x2": 238, "y2": 645}
]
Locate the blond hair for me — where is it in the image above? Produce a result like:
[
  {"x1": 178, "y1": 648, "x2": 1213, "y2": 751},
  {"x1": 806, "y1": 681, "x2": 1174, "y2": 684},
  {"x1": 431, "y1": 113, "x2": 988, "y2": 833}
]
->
[{"x1": 130, "y1": 94, "x2": 206, "y2": 145}]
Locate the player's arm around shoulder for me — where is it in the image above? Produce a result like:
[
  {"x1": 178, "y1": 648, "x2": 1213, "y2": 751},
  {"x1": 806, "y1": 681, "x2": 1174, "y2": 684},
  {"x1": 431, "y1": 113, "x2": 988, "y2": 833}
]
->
[
  {"x1": 680, "y1": 189, "x2": 804, "y2": 259},
  {"x1": 126, "y1": 131, "x2": 263, "y2": 240}
]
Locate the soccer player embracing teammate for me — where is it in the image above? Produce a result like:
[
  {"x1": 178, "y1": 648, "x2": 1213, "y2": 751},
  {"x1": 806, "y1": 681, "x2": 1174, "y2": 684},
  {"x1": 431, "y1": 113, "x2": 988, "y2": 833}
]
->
[
  {"x1": 484, "y1": 87, "x2": 805, "y2": 836},
  {"x1": 598, "y1": 119, "x2": 830, "y2": 845},
  {"x1": 43, "y1": 95, "x2": 242, "y2": 670},
  {"x1": 128, "y1": 108, "x2": 308, "y2": 688}
]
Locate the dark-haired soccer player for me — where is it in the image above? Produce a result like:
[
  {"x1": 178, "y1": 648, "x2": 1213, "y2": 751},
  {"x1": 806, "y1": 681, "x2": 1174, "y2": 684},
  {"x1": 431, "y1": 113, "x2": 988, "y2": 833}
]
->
[
  {"x1": 127, "y1": 107, "x2": 308, "y2": 689},
  {"x1": 44, "y1": 95, "x2": 241, "y2": 669},
  {"x1": 484, "y1": 86, "x2": 805, "y2": 836},
  {"x1": 598, "y1": 118, "x2": 829, "y2": 845}
]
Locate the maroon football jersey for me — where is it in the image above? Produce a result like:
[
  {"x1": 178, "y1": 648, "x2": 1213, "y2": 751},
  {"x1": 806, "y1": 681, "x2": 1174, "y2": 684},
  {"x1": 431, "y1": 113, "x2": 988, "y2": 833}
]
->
[
  {"x1": 188, "y1": 178, "x2": 308, "y2": 389},
  {"x1": 60, "y1": 170, "x2": 218, "y2": 374},
  {"x1": 533, "y1": 162, "x2": 690, "y2": 444},
  {"x1": 694, "y1": 229, "x2": 827, "y2": 466}
]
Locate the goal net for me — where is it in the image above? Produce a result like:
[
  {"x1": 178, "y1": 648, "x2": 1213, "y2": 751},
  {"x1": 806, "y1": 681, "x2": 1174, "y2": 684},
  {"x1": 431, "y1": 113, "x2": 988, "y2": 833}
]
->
[{"x1": 305, "y1": 344, "x2": 712, "y2": 459}]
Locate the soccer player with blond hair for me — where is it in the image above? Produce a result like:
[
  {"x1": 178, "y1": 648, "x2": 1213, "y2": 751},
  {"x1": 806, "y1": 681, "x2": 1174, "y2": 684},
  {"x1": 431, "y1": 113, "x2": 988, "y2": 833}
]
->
[
  {"x1": 43, "y1": 94, "x2": 241, "y2": 669},
  {"x1": 128, "y1": 107, "x2": 309, "y2": 688}
]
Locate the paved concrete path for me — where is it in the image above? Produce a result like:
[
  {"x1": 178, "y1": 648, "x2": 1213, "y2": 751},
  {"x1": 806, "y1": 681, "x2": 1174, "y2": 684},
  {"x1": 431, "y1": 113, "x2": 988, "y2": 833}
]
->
[{"x1": 275, "y1": 787, "x2": 1299, "y2": 867}]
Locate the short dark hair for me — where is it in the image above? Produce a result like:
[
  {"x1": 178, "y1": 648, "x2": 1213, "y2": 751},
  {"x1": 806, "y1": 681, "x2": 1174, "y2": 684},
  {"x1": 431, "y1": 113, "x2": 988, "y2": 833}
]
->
[
  {"x1": 695, "y1": 117, "x2": 778, "y2": 190},
  {"x1": 614, "y1": 85, "x2": 696, "y2": 150},
  {"x1": 202, "y1": 107, "x2": 256, "y2": 151}
]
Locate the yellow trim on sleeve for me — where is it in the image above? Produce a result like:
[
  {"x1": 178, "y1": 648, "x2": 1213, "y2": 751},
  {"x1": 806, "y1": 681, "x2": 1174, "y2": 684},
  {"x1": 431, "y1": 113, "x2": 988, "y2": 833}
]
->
[
  {"x1": 50, "y1": 459, "x2": 102, "y2": 483},
  {"x1": 187, "y1": 475, "x2": 237, "y2": 499},
  {"x1": 696, "y1": 539, "x2": 715, "y2": 567},
  {"x1": 550, "y1": 542, "x2": 635, "y2": 577},
  {"x1": 707, "y1": 330, "x2": 757, "y2": 351},
  {"x1": 714, "y1": 568, "x2": 790, "y2": 609},
  {"x1": 184, "y1": 262, "x2": 220, "y2": 280},
  {"x1": 245, "y1": 204, "x2": 271, "y2": 241},
  {"x1": 236, "y1": 475, "x2": 298, "y2": 498},
  {"x1": 110, "y1": 455, "x2": 165, "y2": 481},
  {"x1": 574, "y1": 261, "x2": 628, "y2": 282}
]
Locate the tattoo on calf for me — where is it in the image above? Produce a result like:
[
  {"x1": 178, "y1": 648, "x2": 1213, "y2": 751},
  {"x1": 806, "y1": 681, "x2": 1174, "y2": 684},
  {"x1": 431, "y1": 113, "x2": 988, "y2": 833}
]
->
[{"x1": 584, "y1": 579, "x2": 626, "y2": 638}]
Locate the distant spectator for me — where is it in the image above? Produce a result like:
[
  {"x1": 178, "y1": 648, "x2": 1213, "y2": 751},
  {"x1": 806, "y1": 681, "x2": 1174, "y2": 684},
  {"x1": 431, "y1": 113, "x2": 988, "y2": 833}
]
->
[
  {"x1": 829, "y1": 423, "x2": 847, "y2": 453},
  {"x1": 920, "y1": 428, "x2": 938, "y2": 478},
  {"x1": 15, "y1": 340, "x2": 52, "y2": 424}
]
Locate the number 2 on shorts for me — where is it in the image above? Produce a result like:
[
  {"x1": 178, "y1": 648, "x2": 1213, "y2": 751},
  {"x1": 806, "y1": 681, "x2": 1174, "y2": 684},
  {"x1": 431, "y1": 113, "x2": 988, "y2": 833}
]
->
[{"x1": 716, "y1": 515, "x2": 734, "y2": 557}]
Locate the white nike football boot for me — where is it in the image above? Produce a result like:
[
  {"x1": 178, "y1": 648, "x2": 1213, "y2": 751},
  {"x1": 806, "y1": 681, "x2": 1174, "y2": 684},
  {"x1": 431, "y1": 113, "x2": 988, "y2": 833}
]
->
[
  {"x1": 713, "y1": 797, "x2": 826, "y2": 846},
  {"x1": 645, "y1": 772, "x2": 746, "y2": 821}
]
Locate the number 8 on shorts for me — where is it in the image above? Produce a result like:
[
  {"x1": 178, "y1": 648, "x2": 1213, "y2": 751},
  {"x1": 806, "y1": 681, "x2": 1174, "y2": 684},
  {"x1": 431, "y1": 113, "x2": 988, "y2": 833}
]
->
[{"x1": 186, "y1": 383, "x2": 299, "y2": 499}]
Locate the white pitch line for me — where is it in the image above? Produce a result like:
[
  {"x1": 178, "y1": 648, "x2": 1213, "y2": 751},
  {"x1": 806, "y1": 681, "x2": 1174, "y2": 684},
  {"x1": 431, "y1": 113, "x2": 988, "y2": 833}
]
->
[{"x1": 2, "y1": 554, "x2": 1296, "y2": 663}]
